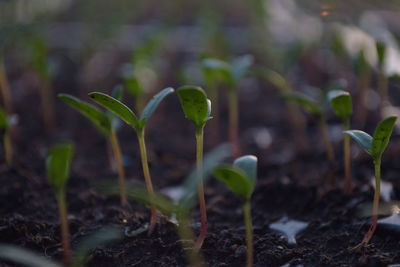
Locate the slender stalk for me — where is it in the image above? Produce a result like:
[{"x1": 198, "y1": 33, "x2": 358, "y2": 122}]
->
[
  {"x1": 194, "y1": 127, "x2": 206, "y2": 251},
  {"x1": 243, "y1": 201, "x2": 254, "y2": 267},
  {"x1": 55, "y1": 189, "x2": 72, "y2": 265},
  {"x1": 318, "y1": 116, "x2": 335, "y2": 163},
  {"x1": 137, "y1": 129, "x2": 158, "y2": 234},
  {"x1": 361, "y1": 158, "x2": 381, "y2": 245},
  {"x1": 343, "y1": 118, "x2": 353, "y2": 194},
  {"x1": 3, "y1": 130, "x2": 12, "y2": 165},
  {"x1": 0, "y1": 60, "x2": 12, "y2": 114},
  {"x1": 110, "y1": 130, "x2": 128, "y2": 206},
  {"x1": 228, "y1": 88, "x2": 240, "y2": 157}
]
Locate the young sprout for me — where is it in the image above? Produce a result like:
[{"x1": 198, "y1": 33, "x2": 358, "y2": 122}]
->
[
  {"x1": 213, "y1": 155, "x2": 258, "y2": 267},
  {"x1": 88, "y1": 87, "x2": 174, "y2": 234},
  {"x1": 284, "y1": 92, "x2": 335, "y2": 163},
  {"x1": 344, "y1": 116, "x2": 397, "y2": 247},
  {"x1": 0, "y1": 108, "x2": 13, "y2": 165},
  {"x1": 46, "y1": 143, "x2": 74, "y2": 264},
  {"x1": 201, "y1": 56, "x2": 253, "y2": 157},
  {"x1": 58, "y1": 87, "x2": 128, "y2": 206},
  {"x1": 177, "y1": 86, "x2": 212, "y2": 250},
  {"x1": 328, "y1": 90, "x2": 353, "y2": 194}
]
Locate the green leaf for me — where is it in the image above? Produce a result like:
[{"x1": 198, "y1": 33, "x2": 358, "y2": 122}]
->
[
  {"x1": 343, "y1": 130, "x2": 373, "y2": 154},
  {"x1": 46, "y1": 143, "x2": 74, "y2": 191},
  {"x1": 201, "y1": 58, "x2": 231, "y2": 72},
  {"x1": 72, "y1": 227, "x2": 121, "y2": 267},
  {"x1": 111, "y1": 85, "x2": 124, "y2": 101},
  {"x1": 58, "y1": 94, "x2": 111, "y2": 136},
  {"x1": 0, "y1": 244, "x2": 61, "y2": 267},
  {"x1": 328, "y1": 90, "x2": 352, "y2": 119},
  {"x1": 233, "y1": 155, "x2": 257, "y2": 189},
  {"x1": 213, "y1": 166, "x2": 252, "y2": 200},
  {"x1": 231, "y1": 55, "x2": 253, "y2": 82},
  {"x1": 177, "y1": 86, "x2": 211, "y2": 129},
  {"x1": 0, "y1": 108, "x2": 9, "y2": 130},
  {"x1": 139, "y1": 87, "x2": 174, "y2": 127},
  {"x1": 371, "y1": 116, "x2": 397, "y2": 159},
  {"x1": 201, "y1": 58, "x2": 232, "y2": 86},
  {"x1": 109, "y1": 85, "x2": 124, "y2": 130},
  {"x1": 283, "y1": 92, "x2": 322, "y2": 115},
  {"x1": 88, "y1": 92, "x2": 138, "y2": 129}
]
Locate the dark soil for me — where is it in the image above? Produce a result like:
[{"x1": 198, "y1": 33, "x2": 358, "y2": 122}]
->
[{"x1": 1, "y1": 53, "x2": 400, "y2": 267}]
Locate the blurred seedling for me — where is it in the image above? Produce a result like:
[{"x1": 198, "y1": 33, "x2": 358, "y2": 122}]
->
[
  {"x1": 46, "y1": 143, "x2": 74, "y2": 264},
  {"x1": 201, "y1": 55, "x2": 253, "y2": 157},
  {"x1": 344, "y1": 116, "x2": 397, "y2": 247},
  {"x1": 177, "y1": 86, "x2": 212, "y2": 250},
  {"x1": 98, "y1": 144, "x2": 231, "y2": 267},
  {"x1": 0, "y1": 226, "x2": 121, "y2": 267},
  {"x1": 0, "y1": 57, "x2": 12, "y2": 114},
  {"x1": 213, "y1": 155, "x2": 258, "y2": 267},
  {"x1": 284, "y1": 92, "x2": 335, "y2": 163},
  {"x1": 0, "y1": 107, "x2": 16, "y2": 165},
  {"x1": 328, "y1": 90, "x2": 353, "y2": 194},
  {"x1": 89, "y1": 87, "x2": 174, "y2": 234},
  {"x1": 58, "y1": 86, "x2": 129, "y2": 206}
]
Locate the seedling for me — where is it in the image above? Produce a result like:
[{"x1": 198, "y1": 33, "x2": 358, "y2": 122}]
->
[
  {"x1": 328, "y1": 90, "x2": 353, "y2": 194},
  {"x1": 177, "y1": 86, "x2": 212, "y2": 250},
  {"x1": 58, "y1": 87, "x2": 128, "y2": 206},
  {"x1": 201, "y1": 56, "x2": 253, "y2": 157},
  {"x1": 284, "y1": 92, "x2": 335, "y2": 163},
  {"x1": 344, "y1": 116, "x2": 397, "y2": 247},
  {"x1": 88, "y1": 87, "x2": 174, "y2": 234},
  {"x1": 213, "y1": 155, "x2": 258, "y2": 267},
  {"x1": 46, "y1": 143, "x2": 74, "y2": 264},
  {"x1": 0, "y1": 107, "x2": 13, "y2": 165}
]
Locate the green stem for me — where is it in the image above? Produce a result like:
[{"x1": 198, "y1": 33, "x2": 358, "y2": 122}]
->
[
  {"x1": 361, "y1": 158, "x2": 381, "y2": 245},
  {"x1": 194, "y1": 127, "x2": 206, "y2": 250},
  {"x1": 243, "y1": 201, "x2": 254, "y2": 267},
  {"x1": 343, "y1": 118, "x2": 352, "y2": 194},
  {"x1": 56, "y1": 189, "x2": 72, "y2": 265},
  {"x1": 228, "y1": 88, "x2": 240, "y2": 157},
  {"x1": 137, "y1": 129, "x2": 158, "y2": 234},
  {"x1": 110, "y1": 130, "x2": 128, "y2": 206}
]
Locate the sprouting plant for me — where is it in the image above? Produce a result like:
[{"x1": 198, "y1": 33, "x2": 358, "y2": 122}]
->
[
  {"x1": 88, "y1": 87, "x2": 174, "y2": 234},
  {"x1": 201, "y1": 56, "x2": 253, "y2": 157},
  {"x1": 58, "y1": 87, "x2": 128, "y2": 206},
  {"x1": 213, "y1": 155, "x2": 258, "y2": 267},
  {"x1": 177, "y1": 86, "x2": 212, "y2": 250},
  {"x1": 28, "y1": 35, "x2": 55, "y2": 130},
  {"x1": 98, "y1": 144, "x2": 231, "y2": 267},
  {"x1": 284, "y1": 92, "x2": 335, "y2": 163},
  {"x1": 344, "y1": 116, "x2": 397, "y2": 247},
  {"x1": 328, "y1": 90, "x2": 353, "y2": 194},
  {"x1": 0, "y1": 107, "x2": 14, "y2": 165},
  {"x1": 46, "y1": 143, "x2": 74, "y2": 264},
  {"x1": 0, "y1": 226, "x2": 121, "y2": 267}
]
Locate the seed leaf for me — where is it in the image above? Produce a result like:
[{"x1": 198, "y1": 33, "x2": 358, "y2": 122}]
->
[
  {"x1": 46, "y1": 143, "x2": 74, "y2": 192},
  {"x1": 213, "y1": 166, "x2": 253, "y2": 200},
  {"x1": 328, "y1": 90, "x2": 352, "y2": 119},
  {"x1": 234, "y1": 155, "x2": 257, "y2": 189},
  {"x1": 177, "y1": 86, "x2": 211, "y2": 129},
  {"x1": 283, "y1": 92, "x2": 321, "y2": 115},
  {"x1": 372, "y1": 116, "x2": 397, "y2": 159},
  {"x1": 343, "y1": 130, "x2": 373, "y2": 154},
  {"x1": 88, "y1": 92, "x2": 138, "y2": 128},
  {"x1": 0, "y1": 244, "x2": 61, "y2": 267},
  {"x1": 231, "y1": 54, "x2": 253, "y2": 82},
  {"x1": 58, "y1": 94, "x2": 111, "y2": 136},
  {"x1": 139, "y1": 87, "x2": 174, "y2": 127},
  {"x1": 201, "y1": 58, "x2": 232, "y2": 86}
]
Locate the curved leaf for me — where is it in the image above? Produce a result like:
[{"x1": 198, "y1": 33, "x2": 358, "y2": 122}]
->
[
  {"x1": 201, "y1": 58, "x2": 233, "y2": 86},
  {"x1": 0, "y1": 244, "x2": 61, "y2": 267},
  {"x1": 231, "y1": 54, "x2": 253, "y2": 82},
  {"x1": 213, "y1": 166, "x2": 252, "y2": 200},
  {"x1": 177, "y1": 86, "x2": 211, "y2": 129},
  {"x1": 328, "y1": 90, "x2": 352, "y2": 119},
  {"x1": 343, "y1": 130, "x2": 372, "y2": 154},
  {"x1": 88, "y1": 92, "x2": 138, "y2": 129},
  {"x1": 58, "y1": 94, "x2": 111, "y2": 136},
  {"x1": 233, "y1": 155, "x2": 257, "y2": 189},
  {"x1": 283, "y1": 92, "x2": 321, "y2": 116},
  {"x1": 46, "y1": 143, "x2": 74, "y2": 191},
  {"x1": 372, "y1": 116, "x2": 397, "y2": 159},
  {"x1": 139, "y1": 87, "x2": 174, "y2": 127}
]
